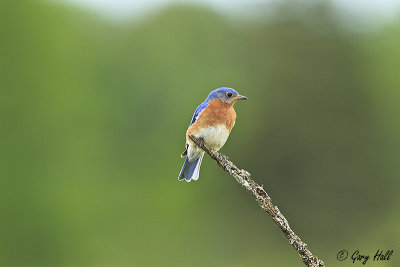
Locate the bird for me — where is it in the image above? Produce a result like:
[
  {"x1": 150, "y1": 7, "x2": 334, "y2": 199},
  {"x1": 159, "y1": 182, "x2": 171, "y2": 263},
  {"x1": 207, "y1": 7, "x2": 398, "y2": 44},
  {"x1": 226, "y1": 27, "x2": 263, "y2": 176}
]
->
[{"x1": 178, "y1": 87, "x2": 248, "y2": 182}]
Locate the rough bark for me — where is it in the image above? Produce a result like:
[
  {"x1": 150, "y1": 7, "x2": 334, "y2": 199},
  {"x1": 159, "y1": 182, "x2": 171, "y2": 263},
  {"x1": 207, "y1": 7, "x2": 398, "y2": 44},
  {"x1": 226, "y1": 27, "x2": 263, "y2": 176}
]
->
[{"x1": 189, "y1": 135, "x2": 324, "y2": 267}]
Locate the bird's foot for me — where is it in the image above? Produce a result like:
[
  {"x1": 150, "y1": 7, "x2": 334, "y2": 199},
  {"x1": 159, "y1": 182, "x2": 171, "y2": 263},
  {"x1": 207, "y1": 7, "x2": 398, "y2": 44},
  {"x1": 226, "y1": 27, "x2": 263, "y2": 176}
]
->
[{"x1": 198, "y1": 137, "x2": 205, "y2": 148}]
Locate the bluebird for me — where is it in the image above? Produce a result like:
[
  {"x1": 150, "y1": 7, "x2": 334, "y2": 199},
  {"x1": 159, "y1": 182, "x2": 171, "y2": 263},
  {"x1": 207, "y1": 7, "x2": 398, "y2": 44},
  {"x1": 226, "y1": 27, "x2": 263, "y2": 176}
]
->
[{"x1": 178, "y1": 87, "x2": 248, "y2": 182}]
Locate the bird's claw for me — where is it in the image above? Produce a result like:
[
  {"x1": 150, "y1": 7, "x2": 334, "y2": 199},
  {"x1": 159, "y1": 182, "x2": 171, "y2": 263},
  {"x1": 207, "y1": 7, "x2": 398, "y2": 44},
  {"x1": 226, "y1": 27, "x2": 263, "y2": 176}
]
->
[{"x1": 198, "y1": 137, "x2": 205, "y2": 148}]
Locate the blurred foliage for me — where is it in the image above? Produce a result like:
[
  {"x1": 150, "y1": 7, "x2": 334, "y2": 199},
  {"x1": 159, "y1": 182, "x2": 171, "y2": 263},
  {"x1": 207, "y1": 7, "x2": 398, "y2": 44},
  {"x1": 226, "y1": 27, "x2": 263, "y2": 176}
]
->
[{"x1": 1, "y1": 0, "x2": 399, "y2": 266}]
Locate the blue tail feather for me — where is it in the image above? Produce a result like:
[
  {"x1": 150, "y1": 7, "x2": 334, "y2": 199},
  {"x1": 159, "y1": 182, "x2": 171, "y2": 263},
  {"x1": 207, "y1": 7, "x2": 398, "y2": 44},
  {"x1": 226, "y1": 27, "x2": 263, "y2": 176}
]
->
[{"x1": 178, "y1": 153, "x2": 204, "y2": 182}]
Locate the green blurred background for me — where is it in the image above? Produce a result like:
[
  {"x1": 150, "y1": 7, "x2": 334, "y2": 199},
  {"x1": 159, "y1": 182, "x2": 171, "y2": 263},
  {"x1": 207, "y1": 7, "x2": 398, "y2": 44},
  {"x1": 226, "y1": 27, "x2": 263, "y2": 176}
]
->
[{"x1": 1, "y1": 0, "x2": 399, "y2": 266}]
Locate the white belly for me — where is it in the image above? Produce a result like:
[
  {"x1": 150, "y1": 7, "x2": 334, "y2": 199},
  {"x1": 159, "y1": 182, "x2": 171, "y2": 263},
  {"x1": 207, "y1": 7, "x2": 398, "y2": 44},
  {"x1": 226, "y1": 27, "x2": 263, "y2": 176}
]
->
[{"x1": 194, "y1": 124, "x2": 230, "y2": 151}]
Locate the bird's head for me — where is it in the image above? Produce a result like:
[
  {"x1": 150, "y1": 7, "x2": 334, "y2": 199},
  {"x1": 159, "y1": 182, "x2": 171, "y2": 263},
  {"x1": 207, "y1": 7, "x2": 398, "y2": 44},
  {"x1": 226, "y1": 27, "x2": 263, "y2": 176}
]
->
[{"x1": 207, "y1": 87, "x2": 248, "y2": 104}]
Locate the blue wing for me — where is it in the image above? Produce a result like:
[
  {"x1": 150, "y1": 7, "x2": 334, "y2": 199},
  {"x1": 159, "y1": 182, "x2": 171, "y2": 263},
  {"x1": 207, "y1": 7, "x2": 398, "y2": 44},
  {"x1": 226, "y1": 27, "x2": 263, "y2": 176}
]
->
[
  {"x1": 188, "y1": 100, "x2": 209, "y2": 127},
  {"x1": 180, "y1": 99, "x2": 209, "y2": 158}
]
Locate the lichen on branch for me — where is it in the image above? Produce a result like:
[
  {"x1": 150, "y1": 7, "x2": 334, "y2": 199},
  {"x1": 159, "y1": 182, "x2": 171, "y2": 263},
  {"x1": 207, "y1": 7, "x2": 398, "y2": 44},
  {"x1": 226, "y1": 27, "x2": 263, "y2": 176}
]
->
[{"x1": 189, "y1": 135, "x2": 324, "y2": 267}]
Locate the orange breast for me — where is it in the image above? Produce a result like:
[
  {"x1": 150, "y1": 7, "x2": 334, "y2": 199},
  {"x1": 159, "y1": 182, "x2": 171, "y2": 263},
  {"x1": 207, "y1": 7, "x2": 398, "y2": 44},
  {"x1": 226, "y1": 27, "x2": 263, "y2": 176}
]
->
[{"x1": 187, "y1": 99, "x2": 236, "y2": 138}]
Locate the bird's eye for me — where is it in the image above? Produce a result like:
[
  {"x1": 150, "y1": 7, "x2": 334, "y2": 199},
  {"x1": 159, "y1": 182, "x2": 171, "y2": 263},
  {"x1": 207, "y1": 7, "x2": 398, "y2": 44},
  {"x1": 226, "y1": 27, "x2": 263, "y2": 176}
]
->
[{"x1": 226, "y1": 92, "x2": 233, "y2": 98}]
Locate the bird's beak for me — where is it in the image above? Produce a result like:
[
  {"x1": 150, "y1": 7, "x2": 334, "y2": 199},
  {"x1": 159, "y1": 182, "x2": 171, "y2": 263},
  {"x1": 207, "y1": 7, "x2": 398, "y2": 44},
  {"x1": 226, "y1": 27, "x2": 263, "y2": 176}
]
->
[{"x1": 233, "y1": 95, "x2": 248, "y2": 100}]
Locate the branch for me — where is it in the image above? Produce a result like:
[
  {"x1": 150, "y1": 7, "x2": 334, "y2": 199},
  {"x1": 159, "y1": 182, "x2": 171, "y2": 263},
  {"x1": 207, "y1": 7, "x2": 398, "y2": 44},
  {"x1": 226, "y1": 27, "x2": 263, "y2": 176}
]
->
[{"x1": 189, "y1": 135, "x2": 324, "y2": 267}]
